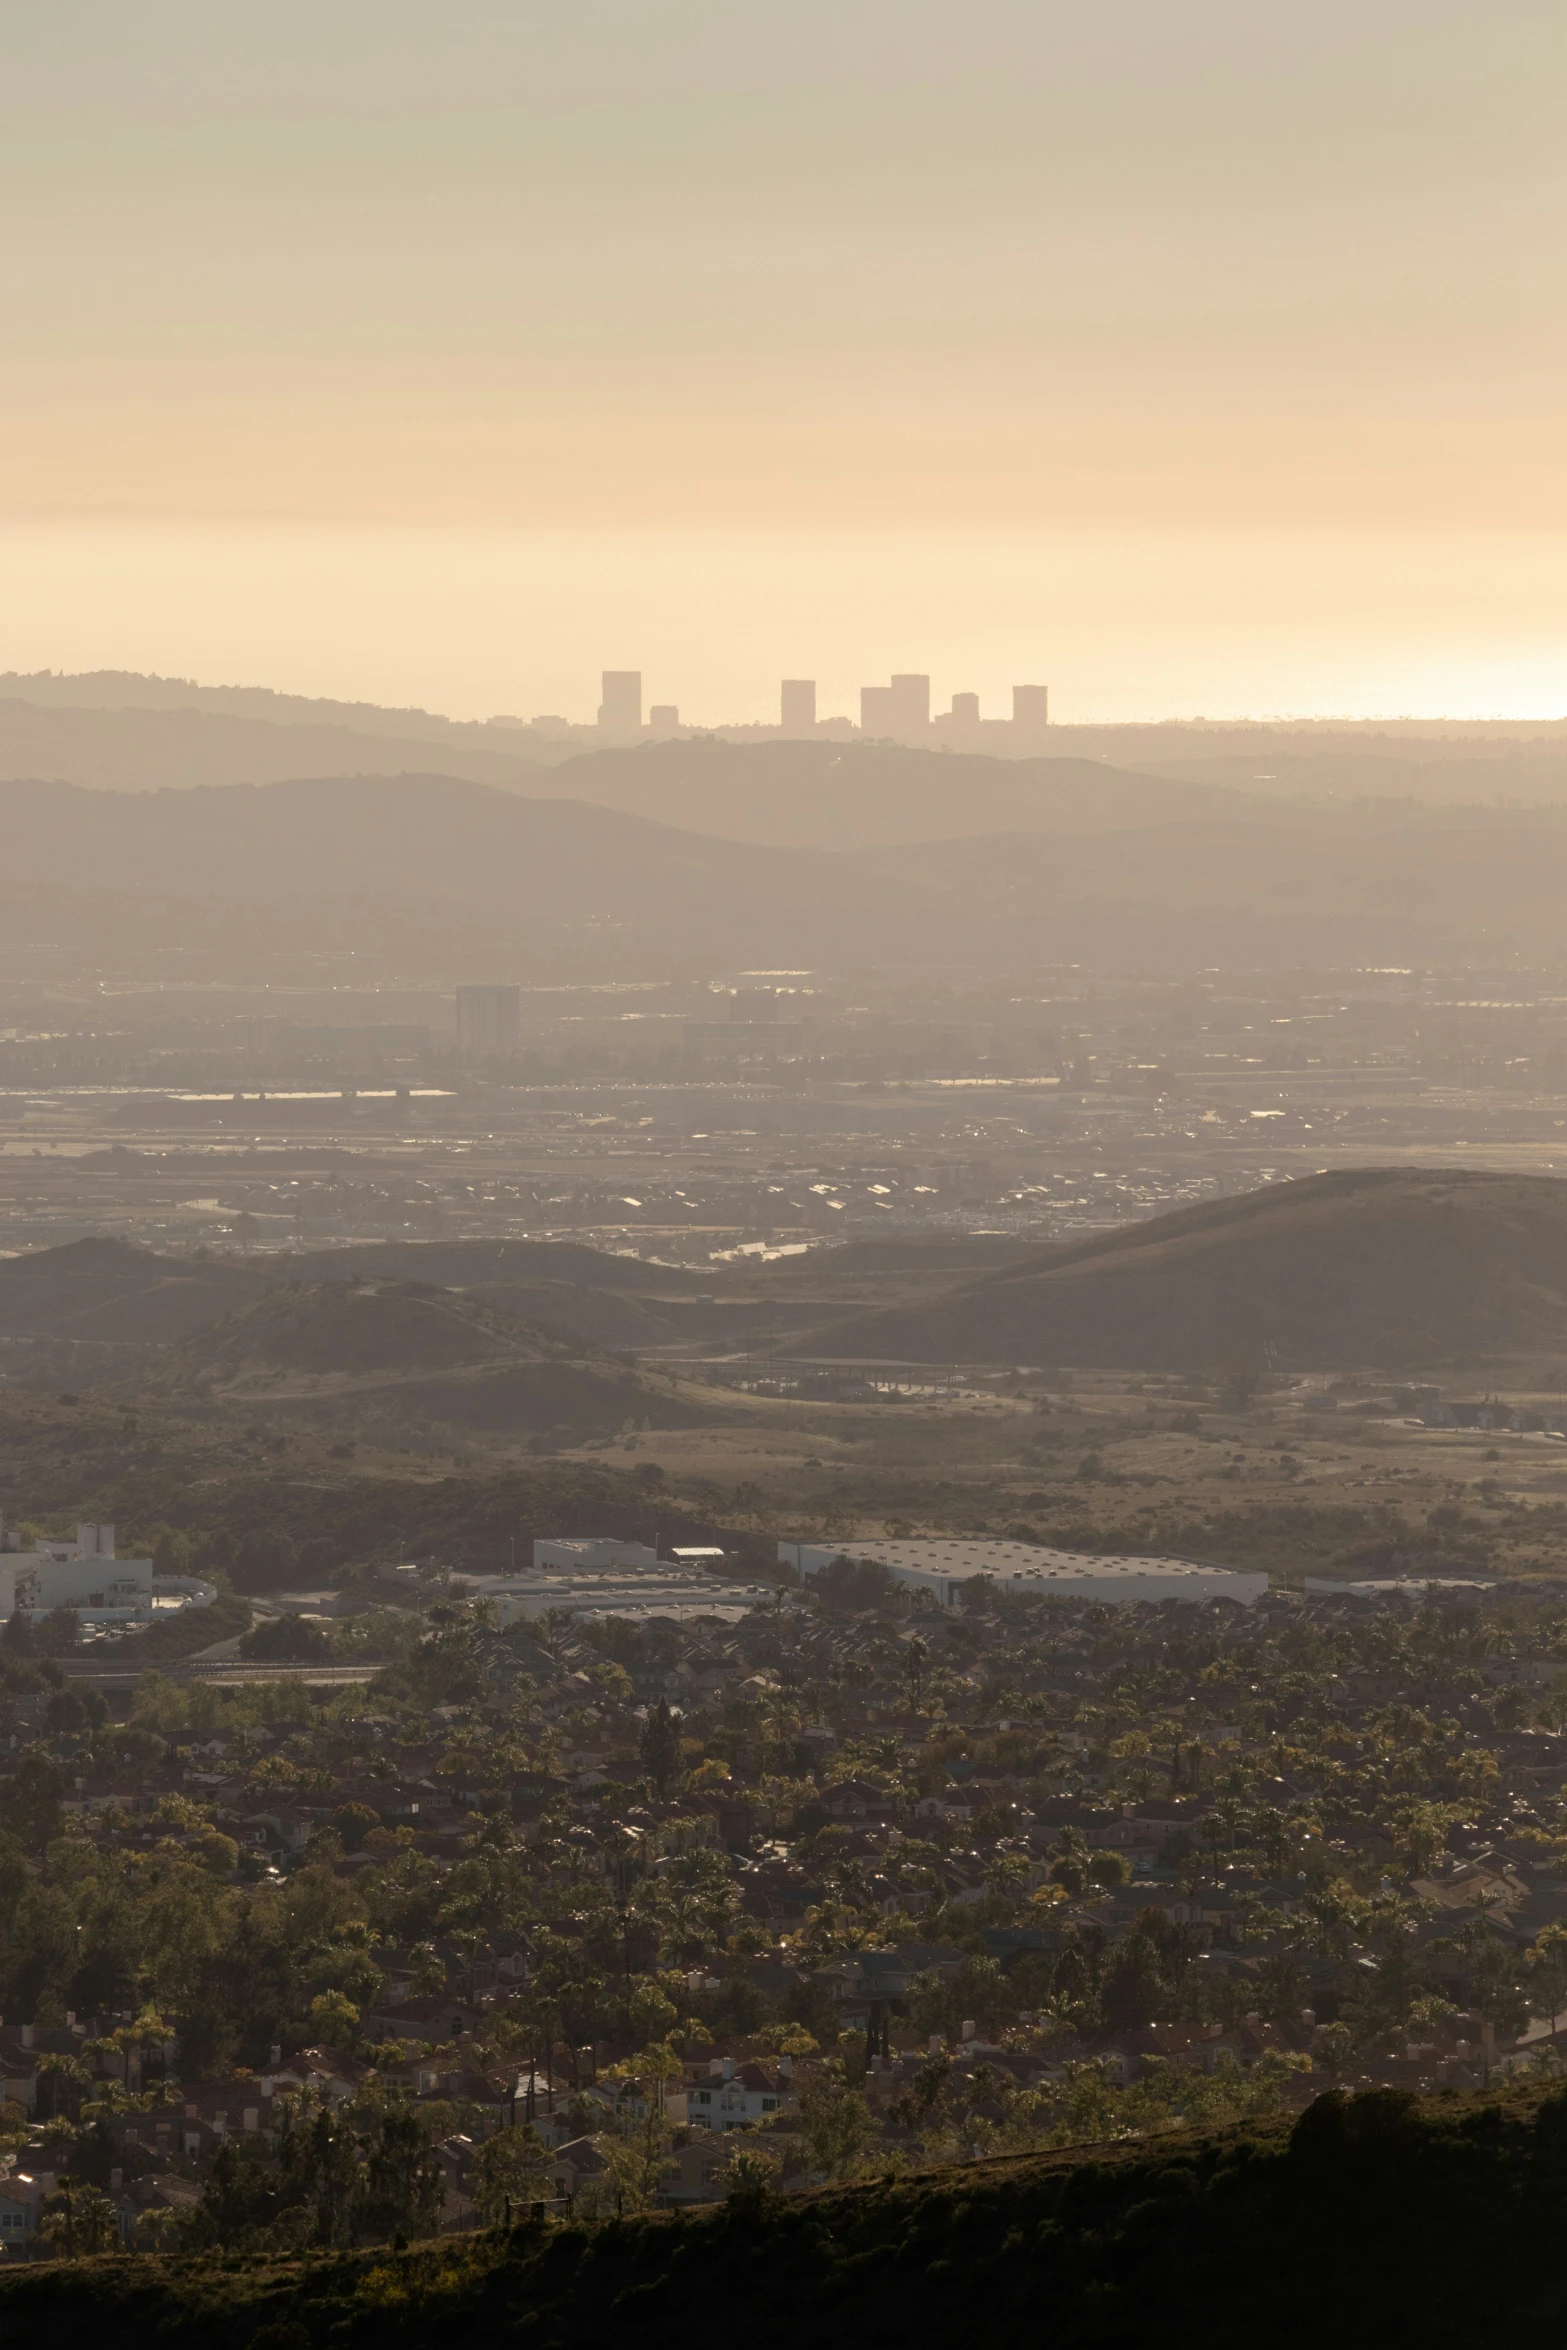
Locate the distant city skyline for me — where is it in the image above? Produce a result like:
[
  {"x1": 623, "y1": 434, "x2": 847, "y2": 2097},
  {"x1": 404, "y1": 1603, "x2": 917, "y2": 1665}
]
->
[
  {"x1": 2, "y1": 518, "x2": 1565, "y2": 730},
  {"x1": 519, "y1": 670, "x2": 1051, "y2": 746}
]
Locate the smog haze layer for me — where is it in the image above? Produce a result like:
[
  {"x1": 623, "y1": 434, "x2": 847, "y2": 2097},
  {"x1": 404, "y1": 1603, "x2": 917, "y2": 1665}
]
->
[{"x1": 4, "y1": 0, "x2": 1565, "y2": 718}]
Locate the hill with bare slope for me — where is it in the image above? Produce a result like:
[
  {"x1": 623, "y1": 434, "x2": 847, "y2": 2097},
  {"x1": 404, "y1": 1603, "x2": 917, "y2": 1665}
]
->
[{"x1": 809, "y1": 1168, "x2": 1567, "y2": 1369}]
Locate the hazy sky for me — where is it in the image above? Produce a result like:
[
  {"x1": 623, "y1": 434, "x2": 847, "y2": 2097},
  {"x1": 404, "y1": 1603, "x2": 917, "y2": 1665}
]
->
[{"x1": 5, "y1": 1, "x2": 1566, "y2": 720}]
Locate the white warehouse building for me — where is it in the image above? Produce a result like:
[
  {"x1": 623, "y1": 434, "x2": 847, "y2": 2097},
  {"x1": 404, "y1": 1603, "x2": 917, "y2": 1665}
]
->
[
  {"x1": 0, "y1": 1522, "x2": 216, "y2": 1627},
  {"x1": 778, "y1": 1537, "x2": 1267, "y2": 1609},
  {"x1": 532, "y1": 1539, "x2": 659, "y2": 1572}
]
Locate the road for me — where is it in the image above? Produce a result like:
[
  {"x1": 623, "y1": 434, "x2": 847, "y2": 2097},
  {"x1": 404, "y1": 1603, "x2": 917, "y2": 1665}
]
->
[{"x1": 62, "y1": 1655, "x2": 381, "y2": 1688}]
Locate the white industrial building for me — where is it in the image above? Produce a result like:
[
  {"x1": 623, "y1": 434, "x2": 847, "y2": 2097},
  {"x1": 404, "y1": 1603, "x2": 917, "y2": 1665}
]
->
[
  {"x1": 0, "y1": 1522, "x2": 216, "y2": 1627},
  {"x1": 467, "y1": 1567, "x2": 775, "y2": 1628},
  {"x1": 778, "y1": 1537, "x2": 1267, "y2": 1609},
  {"x1": 532, "y1": 1538, "x2": 660, "y2": 1573},
  {"x1": 461, "y1": 1535, "x2": 769, "y2": 1626}
]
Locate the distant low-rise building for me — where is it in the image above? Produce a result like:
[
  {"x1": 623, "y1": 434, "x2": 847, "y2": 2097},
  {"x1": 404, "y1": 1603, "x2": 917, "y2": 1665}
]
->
[
  {"x1": 468, "y1": 1552, "x2": 779, "y2": 1627},
  {"x1": 779, "y1": 1537, "x2": 1266, "y2": 1609},
  {"x1": 0, "y1": 1520, "x2": 216, "y2": 1626},
  {"x1": 533, "y1": 1538, "x2": 659, "y2": 1572}
]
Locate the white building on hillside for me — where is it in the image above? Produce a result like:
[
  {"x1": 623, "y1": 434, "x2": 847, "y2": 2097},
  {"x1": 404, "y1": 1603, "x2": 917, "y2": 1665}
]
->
[
  {"x1": 778, "y1": 1537, "x2": 1266, "y2": 1609},
  {"x1": 0, "y1": 1522, "x2": 215, "y2": 1627}
]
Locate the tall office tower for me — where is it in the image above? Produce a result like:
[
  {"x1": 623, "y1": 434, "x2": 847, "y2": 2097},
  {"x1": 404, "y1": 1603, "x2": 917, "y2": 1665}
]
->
[
  {"x1": 456, "y1": 984, "x2": 521, "y2": 1062},
  {"x1": 648, "y1": 703, "x2": 681, "y2": 738},
  {"x1": 888, "y1": 674, "x2": 931, "y2": 737},
  {"x1": 1012, "y1": 683, "x2": 1050, "y2": 740},
  {"x1": 949, "y1": 691, "x2": 981, "y2": 726},
  {"x1": 860, "y1": 683, "x2": 895, "y2": 734},
  {"x1": 780, "y1": 678, "x2": 816, "y2": 735},
  {"x1": 598, "y1": 670, "x2": 642, "y2": 737}
]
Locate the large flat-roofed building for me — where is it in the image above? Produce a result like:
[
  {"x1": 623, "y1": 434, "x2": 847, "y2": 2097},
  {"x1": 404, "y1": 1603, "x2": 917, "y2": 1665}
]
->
[
  {"x1": 532, "y1": 1538, "x2": 659, "y2": 1572},
  {"x1": 468, "y1": 1565, "x2": 774, "y2": 1626},
  {"x1": 778, "y1": 1537, "x2": 1266, "y2": 1609},
  {"x1": 482, "y1": 1535, "x2": 773, "y2": 1625}
]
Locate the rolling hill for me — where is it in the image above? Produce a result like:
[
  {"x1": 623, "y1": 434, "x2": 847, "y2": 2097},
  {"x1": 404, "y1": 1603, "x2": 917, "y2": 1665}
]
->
[
  {"x1": 0, "y1": 1230, "x2": 1078, "y2": 1369},
  {"x1": 516, "y1": 736, "x2": 1249, "y2": 847},
  {"x1": 289, "y1": 1238, "x2": 720, "y2": 1352},
  {"x1": 0, "y1": 694, "x2": 544, "y2": 794},
  {"x1": 16, "y1": 1182, "x2": 1567, "y2": 1379},
  {"x1": 157, "y1": 1278, "x2": 550, "y2": 1390},
  {"x1": 0, "y1": 1233, "x2": 776, "y2": 1360},
  {"x1": 126, "y1": 1276, "x2": 730, "y2": 1439},
  {"x1": 13, "y1": 772, "x2": 1567, "y2": 977},
  {"x1": 0, "y1": 683, "x2": 1252, "y2": 845},
  {"x1": 0, "y1": 1235, "x2": 272, "y2": 1344},
  {"x1": 809, "y1": 1168, "x2": 1567, "y2": 1369}
]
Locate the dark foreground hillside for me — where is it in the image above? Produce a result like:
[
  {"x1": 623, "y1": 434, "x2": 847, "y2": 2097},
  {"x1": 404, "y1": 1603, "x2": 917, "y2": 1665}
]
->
[{"x1": 6, "y1": 2086, "x2": 1567, "y2": 2350}]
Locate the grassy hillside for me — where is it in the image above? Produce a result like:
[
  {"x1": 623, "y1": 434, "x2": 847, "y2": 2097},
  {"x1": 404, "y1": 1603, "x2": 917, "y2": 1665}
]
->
[
  {"x1": 0, "y1": 1231, "x2": 1042, "y2": 1367},
  {"x1": 0, "y1": 1237, "x2": 270, "y2": 1344},
  {"x1": 287, "y1": 1238, "x2": 710, "y2": 1292},
  {"x1": 4, "y1": 2085, "x2": 1567, "y2": 2349},
  {"x1": 813, "y1": 1166, "x2": 1567, "y2": 1368},
  {"x1": 150, "y1": 1279, "x2": 556, "y2": 1390},
  {"x1": 123, "y1": 1278, "x2": 735, "y2": 1443}
]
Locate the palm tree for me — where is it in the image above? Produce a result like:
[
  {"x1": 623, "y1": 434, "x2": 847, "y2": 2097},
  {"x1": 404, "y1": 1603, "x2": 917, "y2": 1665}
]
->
[
  {"x1": 135, "y1": 2206, "x2": 183, "y2": 2254},
  {"x1": 40, "y1": 2176, "x2": 120, "y2": 2258},
  {"x1": 35, "y1": 2052, "x2": 89, "y2": 2125}
]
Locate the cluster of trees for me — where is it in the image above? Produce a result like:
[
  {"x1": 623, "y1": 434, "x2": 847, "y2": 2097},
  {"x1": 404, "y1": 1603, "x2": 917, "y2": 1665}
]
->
[{"x1": 191, "y1": 2088, "x2": 450, "y2": 2251}]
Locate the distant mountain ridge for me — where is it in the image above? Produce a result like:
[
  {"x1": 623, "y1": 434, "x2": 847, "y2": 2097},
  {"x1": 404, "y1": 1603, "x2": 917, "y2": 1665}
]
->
[
  {"x1": 0, "y1": 670, "x2": 502, "y2": 743},
  {"x1": 8, "y1": 672, "x2": 1567, "y2": 846},
  {"x1": 13, "y1": 771, "x2": 1567, "y2": 975},
  {"x1": 0, "y1": 696, "x2": 543, "y2": 795},
  {"x1": 0, "y1": 693, "x2": 1250, "y2": 845}
]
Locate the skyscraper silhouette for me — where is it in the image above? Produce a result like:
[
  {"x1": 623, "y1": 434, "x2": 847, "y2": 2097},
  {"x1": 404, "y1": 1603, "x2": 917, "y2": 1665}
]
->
[
  {"x1": 780, "y1": 679, "x2": 816, "y2": 735},
  {"x1": 598, "y1": 671, "x2": 642, "y2": 737}
]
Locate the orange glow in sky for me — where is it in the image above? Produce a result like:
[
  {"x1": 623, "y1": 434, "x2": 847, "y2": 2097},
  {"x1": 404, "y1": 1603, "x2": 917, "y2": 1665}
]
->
[{"x1": 4, "y1": 1, "x2": 1565, "y2": 719}]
